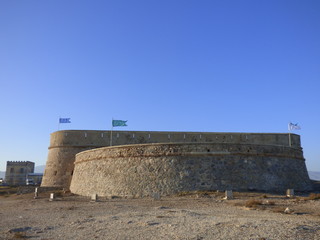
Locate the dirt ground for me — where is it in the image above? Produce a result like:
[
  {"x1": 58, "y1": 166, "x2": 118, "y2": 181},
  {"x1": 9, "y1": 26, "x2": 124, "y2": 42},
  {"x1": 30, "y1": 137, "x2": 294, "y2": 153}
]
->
[{"x1": 1, "y1": 187, "x2": 320, "y2": 240}]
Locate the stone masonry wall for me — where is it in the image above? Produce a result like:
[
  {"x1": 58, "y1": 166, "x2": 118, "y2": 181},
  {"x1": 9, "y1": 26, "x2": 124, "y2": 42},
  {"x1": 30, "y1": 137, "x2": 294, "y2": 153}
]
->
[
  {"x1": 41, "y1": 147, "x2": 94, "y2": 187},
  {"x1": 41, "y1": 130, "x2": 302, "y2": 188},
  {"x1": 69, "y1": 143, "x2": 312, "y2": 197}
]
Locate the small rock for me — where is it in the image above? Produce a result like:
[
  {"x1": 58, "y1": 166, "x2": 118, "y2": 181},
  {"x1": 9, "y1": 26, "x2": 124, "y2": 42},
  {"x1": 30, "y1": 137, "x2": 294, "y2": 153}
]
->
[
  {"x1": 44, "y1": 226, "x2": 54, "y2": 230},
  {"x1": 9, "y1": 227, "x2": 32, "y2": 233},
  {"x1": 156, "y1": 206, "x2": 168, "y2": 210},
  {"x1": 224, "y1": 190, "x2": 233, "y2": 200},
  {"x1": 284, "y1": 207, "x2": 293, "y2": 214},
  {"x1": 147, "y1": 222, "x2": 160, "y2": 226}
]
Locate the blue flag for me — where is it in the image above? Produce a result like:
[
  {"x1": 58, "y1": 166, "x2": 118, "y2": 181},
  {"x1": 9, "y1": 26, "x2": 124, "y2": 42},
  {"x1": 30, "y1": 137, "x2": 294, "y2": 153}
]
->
[
  {"x1": 59, "y1": 118, "x2": 71, "y2": 124},
  {"x1": 112, "y1": 120, "x2": 127, "y2": 127}
]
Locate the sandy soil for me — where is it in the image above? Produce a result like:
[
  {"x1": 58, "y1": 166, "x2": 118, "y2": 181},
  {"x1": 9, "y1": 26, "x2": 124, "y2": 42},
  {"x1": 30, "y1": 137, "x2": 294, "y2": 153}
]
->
[{"x1": 1, "y1": 190, "x2": 320, "y2": 240}]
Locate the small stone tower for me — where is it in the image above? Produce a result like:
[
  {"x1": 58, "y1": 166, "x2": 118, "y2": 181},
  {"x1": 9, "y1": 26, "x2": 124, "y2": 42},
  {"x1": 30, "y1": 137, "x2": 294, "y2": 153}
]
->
[{"x1": 5, "y1": 161, "x2": 35, "y2": 185}]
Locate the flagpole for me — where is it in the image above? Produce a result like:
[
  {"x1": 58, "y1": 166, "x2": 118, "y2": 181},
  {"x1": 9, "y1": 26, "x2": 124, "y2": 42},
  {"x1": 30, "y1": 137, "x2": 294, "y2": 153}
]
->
[
  {"x1": 288, "y1": 123, "x2": 291, "y2": 147},
  {"x1": 110, "y1": 118, "x2": 113, "y2": 146},
  {"x1": 58, "y1": 116, "x2": 60, "y2": 131},
  {"x1": 288, "y1": 132, "x2": 291, "y2": 147},
  {"x1": 109, "y1": 119, "x2": 127, "y2": 146}
]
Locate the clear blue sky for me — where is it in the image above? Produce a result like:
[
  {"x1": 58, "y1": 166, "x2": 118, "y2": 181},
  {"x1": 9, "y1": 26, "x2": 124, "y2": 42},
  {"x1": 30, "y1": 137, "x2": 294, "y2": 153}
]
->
[{"x1": 0, "y1": 0, "x2": 319, "y2": 172}]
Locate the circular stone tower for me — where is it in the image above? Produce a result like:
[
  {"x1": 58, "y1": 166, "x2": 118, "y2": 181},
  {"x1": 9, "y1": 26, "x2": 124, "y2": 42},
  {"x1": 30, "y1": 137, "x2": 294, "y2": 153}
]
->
[{"x1": 69, "y1": 142, "x2": 312, "y2": 197}]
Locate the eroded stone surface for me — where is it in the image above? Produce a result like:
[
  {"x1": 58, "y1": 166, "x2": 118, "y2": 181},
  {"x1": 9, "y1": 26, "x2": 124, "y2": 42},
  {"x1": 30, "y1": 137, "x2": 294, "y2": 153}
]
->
[{"x1": 70, "y1": 142, "x2": 312, "y2": 197}]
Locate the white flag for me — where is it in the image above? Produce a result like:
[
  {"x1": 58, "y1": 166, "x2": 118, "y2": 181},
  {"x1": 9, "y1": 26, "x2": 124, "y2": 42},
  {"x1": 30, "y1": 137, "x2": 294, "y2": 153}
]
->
[{"x1": 288, "y1": 122, "x2": 301, "y2": 131}]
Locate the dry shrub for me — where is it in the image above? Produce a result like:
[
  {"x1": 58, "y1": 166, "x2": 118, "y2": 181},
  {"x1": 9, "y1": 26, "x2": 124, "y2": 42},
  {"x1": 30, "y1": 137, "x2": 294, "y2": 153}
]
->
[
  {"x1": 54, "y1": 191, "x2": 63, "y2": 197},
  {"x1": 177, "y1": 191, "x2": 193, "y2": 197},
  {"x1": 233, "y1": 201, "x2": 243, "y2": 207},
  {"x1": 178, "y1": 190, "x2": 223, "y2": 197},
  {"x1": 0, "y1": 187, "x2": 19, "y2": 196},
  {"x1": 260, "y1": 194, "x2": 268, "y2": 199},
  {"x1": 244, "y1": 199, "x2": 263, "y2": 208},
  {"x1": 272, "y1": 207, "x2": 286, "y2": 213},
  {"x1": 293, "y1": 193, "x2": 320, "y2": 202},
  {"x1": 307, "y1": 193, "x2": 320, "y2": 200},
  {"x1": 195, "y1": 190, "x2": 215, "y2": 195},
  {"x1": 110, "y1": 195, "x2": 121, "y2": 199},
  {"x1": 13, "y1": 232, "x2": 26, "y2": 238},
  {"x1": 294, "y1": 197, "x2": 305, "y2": 202},
  {"x1": 264, "y1": 200, "x2": 275, "y2": 206}
]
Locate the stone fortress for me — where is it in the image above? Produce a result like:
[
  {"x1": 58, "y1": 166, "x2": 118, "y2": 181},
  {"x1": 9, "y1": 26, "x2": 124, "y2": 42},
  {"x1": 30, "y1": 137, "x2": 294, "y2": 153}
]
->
[{"x1": 41, "y1": 130, "x2": 312, "y2": 197}]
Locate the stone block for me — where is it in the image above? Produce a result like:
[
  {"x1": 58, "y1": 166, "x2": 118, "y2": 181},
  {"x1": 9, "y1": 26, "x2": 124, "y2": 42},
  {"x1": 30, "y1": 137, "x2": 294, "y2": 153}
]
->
[
  {"x1": 224, "y1": 190, "x2": 233, "y2": 200},
  {"x1": 34, "y1": 188, "x2": 39, "y2": 199},
  {"x1": 91, "y1": 194, "x2": 98, "y2": 202},
  {"x1": 286, "y1": 189, "x2": 294, "y2": 198},
  {"x1": 49, "y1": 193, "x2": 55, "y2": 201}
]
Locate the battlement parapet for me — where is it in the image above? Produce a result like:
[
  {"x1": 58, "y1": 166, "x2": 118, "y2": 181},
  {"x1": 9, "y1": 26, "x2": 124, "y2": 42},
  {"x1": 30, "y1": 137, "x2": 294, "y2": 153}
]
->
[
  {"x1": 6, "y1": 161, "x2": 34, "y2": 165},
  {"x1": 49, "y1": 130, "x2": 301, "y2": 148}
]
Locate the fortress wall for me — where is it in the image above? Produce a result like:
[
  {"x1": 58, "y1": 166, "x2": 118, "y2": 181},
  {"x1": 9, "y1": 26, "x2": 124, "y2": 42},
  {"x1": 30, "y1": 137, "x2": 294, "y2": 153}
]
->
[
  {"x1": 70, "y1": 143, "x2": 312, "y2": 197},
  {"x1": 42, "y1": 130, "x2": 302, "y2": 188},
  {"x1": 48, "y1": 130, "x2": 301, "y2": 148}
]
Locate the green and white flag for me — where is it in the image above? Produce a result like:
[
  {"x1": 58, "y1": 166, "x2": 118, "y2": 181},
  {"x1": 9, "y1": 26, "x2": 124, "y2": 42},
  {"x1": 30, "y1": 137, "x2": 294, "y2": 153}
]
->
[{"x1": 112, "y1": 120, "x2": 128, "y2": 127}]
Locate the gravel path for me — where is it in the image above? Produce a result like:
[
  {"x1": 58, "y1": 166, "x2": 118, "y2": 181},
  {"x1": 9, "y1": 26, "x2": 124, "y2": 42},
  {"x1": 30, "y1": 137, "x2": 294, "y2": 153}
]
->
[{"x1": 1, "y1": 192, "x2": 320, "y2": 239}]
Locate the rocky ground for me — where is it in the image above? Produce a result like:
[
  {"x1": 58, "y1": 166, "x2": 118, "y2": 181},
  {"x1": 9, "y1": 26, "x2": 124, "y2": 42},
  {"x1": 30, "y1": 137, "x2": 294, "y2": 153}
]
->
[{"x1": 1, "y1": 187, "x2": 320, "y2": 240}]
